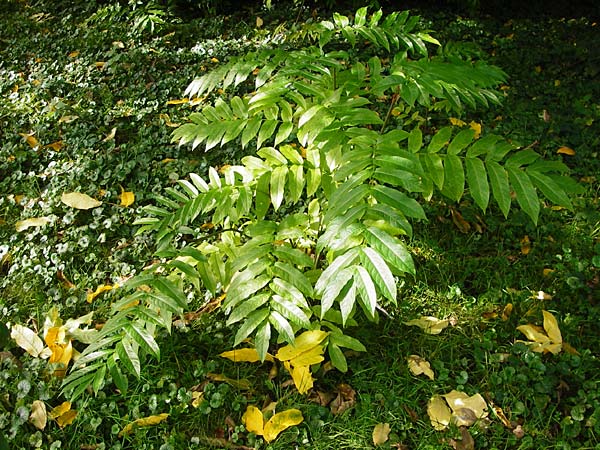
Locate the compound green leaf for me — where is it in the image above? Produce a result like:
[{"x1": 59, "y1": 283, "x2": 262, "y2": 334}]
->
[
  {"x1": 442, "y1": 154, "x2": 464, "y2": 202},
  {"x1": 528, "y1": 170, "x2": 573, "y2": 210},
  {"x1": 234, "y1": 308, "x2": 270, "y2": 346},
  {"x1": 363, "y1": 226, "x2": 415, "y2": 275},
  {"x1": 486, "y1": 160, "x2": 511, "y2": 218},
  {"x1": 359, "y1": 247, "x2": 396, "y2": 303}
]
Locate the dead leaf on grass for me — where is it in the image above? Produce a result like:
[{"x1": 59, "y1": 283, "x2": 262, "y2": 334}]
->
[
  {"x1": 404, "y1": 316, "x2": 450, "y2": 335},
  {"x1": 407, "y1": 355, "x2": 435, "y2": 380},
  {"x1": 372, "y1": 422, "x2": 391, "y2": 446}
]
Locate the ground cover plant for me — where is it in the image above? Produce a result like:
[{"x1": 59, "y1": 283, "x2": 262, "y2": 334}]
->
[{"x1": 1, "y1": 1, "x2": 599, "y2": 449}]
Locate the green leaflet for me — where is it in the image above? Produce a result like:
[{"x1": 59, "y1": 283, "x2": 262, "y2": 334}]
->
[
  {"x1": 507, "y1": 167, "x2": 540, "y2": 225},
  {"x1": 269, "y1": 310, "x2": 295, "y2": 345},
  {"x1": 466, "y1": 157, "x2": 490, "y2": 211},
  {"x1": 408, "y1": 126, "x2": 422, "y2": 153},
  {"x1": 486, "y1": 160, "x2": 511, "y2": 218},
  {"x1": 363, "y1": 226, "x2": 415, "y2": 276},
  {"x1": 442, "y1": 154, "x2": 465, "y2": 202},
  {"x1": 234, "y1": 308, "x2": 270, "y2": 346},
  {"x1": 359, "y1": 247, "x2": 396, "y2": 304},
  {"x1": 528, "y1": 170, "x2": 573, "y2": 210}
]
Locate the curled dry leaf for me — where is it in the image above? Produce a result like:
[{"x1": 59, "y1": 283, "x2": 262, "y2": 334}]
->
[
  {"x1": 61, "y1": 192, "x2": 102, "y2": 210},
  {"x1": 372, "y1": 423, "x2": 391, "y2": 446},
  {"x1": 404, "y1": 316, "x2": 450, "y2": 335},
  {"x1": 10, "y1": 324, "x2": 50, "y2": 358},
  {"x1": 407, "y1": 355, "x2": 434, "y2": 380},
  {"x1": 428, "y1": 391, "x2": 488, "y2": 430}
]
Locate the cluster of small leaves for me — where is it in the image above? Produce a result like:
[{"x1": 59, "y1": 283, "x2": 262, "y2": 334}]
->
[{"x1": 64, "y1": 7, "x2": 577, "y2": 398}]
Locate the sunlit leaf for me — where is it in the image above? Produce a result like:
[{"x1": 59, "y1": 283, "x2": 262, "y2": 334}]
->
[
  {"x1": 520, "y1": 235, "x2": 531, "y2": 255},
  {"x1": 87, "y1": 284, "x2": 118, "y2": 303},
  {"x1": 119, "y1": 413, "x2": 169, "y2": 437},
  {"x1": 557, "y1": 146, "x2": 575, "y2": 155},
  {"x1": 275, "y1": 330, "x2": 328, "y2": 361},
  {"x1": 119, "y1": 187, "x2": 135, "y2": 207},
  {"x1": 242, "y1": 405, "x2": 264, "y2": 435},
  {"x1": 29, "y1": 400, "x2": 47, "y2": 430},
  {"x1": 219, "y1": 348, "x2": 274, "y2": 363},
  {"x1": 407, "y1": 355, "x2": 434, "y2": 380},
  {"x1": 19, "y1": 132, "x2": 39, "y2": 148},
  {"x1": 61, "y1": 192, "x2": 102, "y2": 210},
  {"x1": 428, "y1": 395, "x2": 452, "y2": 430},
  {"x1": 542, "y1": 310, "x2": 562, "y2": 345},
  {"x1": 404, "y1": 316, "x2": 450, "y2": 334},
  {"x1": 166, "y1": 98, "x2": 189, "y2": 105},
  {"x1": 15, "y1": 216, "x2": 52, "y2": 232},
  {"x1": 101, "y1": 127, "x2": 116, "y2": 142},
  {"x1": 263, "y1": 409, "x2": 303, "y2": 442},
  {"x1": 10, "y1": 324, "x2": 49, "y2": 358},
  {"x1": 449, "y1": 117, "x2": 466, "y2": 127},
  {"x1": 285, "y1": 361, "x2": 314, "y2": 394},
  {"x1": 372, "y1": 422, "x2": 391, "y2": 446},
  {"x1": 443, "y1": 391, "x2": 488, "y2": 426},
  {"x1": 469, "y1": 121, "x2": 482, "y2": 139},
  {"x1": 45, "y1": 141, "x2": 64, "y2": 151}
]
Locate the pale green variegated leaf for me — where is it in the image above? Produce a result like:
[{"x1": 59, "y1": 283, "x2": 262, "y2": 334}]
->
[
  {"x1": 466, "y1": 157, "x2": 490, "y2": 211},
  {"x1": 353, "y1": 265, "x2": 377, "y2": 319},
  {"x1": 486, "y1": 160, "x2": 511, "y2": 218},
  {"x1": 339, "y1": 281, "x2": 357, "y2": 325},
  {"x1": 269, "y1": 310, "x2": 295, "y2": 344},
  {"x1": 319, "y1": 267, "x2": 354, "y2": 318},
  {"x1": 359, "y1": 247, "x2": 396, "y2": 303},
  {"x1": 227, "y1": 293, "x2": 271, "y2": 325},
  {"x1": 123, "y1": 322, "x2": 160, "y2": 359},
  {"x1": 363, "y1": 226, "x2": 415, "y2": 275},
  {"x1": 116, "y1": 339, "x2": 141, "y2": 378},
  {"x1": 270, "y1": 165, "x2": 288, "y2": 211},
  {"x1": 507, "y1": 167, "x2": 539, "y2": 225},
  {"x1": 254, "y1": 320, "x2": 271, "y2": 362},
  {"x1": 234, "y1": 308, "x2": 270, "y2": 346},
  {"x1": 270, "y1": 295, "x2": 311, "y2": 328},
  {"x1": 315, "y1": 247, "x2": 360, "y2": 294}
]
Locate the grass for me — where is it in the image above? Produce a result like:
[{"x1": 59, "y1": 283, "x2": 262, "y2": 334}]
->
[{"x1": 1, "y1": 1, "x2": 599, "y2": 449}]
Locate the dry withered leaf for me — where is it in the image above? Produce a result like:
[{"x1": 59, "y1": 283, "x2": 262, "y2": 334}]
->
[
  {"x1": 449, "y1": 427, "x2": 475, "y2": 450},
  {"x1": 407, "y1": 355, "x2": 435, "y2": 380},
  {"x1": 330, "y1": 383, "x2": 356, "y2": 415}
]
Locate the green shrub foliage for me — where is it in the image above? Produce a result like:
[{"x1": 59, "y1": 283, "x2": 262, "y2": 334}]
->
[{"x1": 63, "y1": 8, "x2": 577, "y2": 398}]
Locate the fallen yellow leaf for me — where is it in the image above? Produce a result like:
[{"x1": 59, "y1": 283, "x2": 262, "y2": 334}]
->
[
  {"x1": 404, "y1": 316, "x2": 450, "y2": 335},
  {"x1": 263, "y1": 409, "x2": 303, "y2": 442},
  {"x1": 407, "y1": 355, "x2": 434, "y2": 380},
  {"x1": 15, "y1": 216, "x2": 52, "y2": 232},
  {"x1": 286, "y1": 362, "x2": 314, "y2": 394},
  {"x1": 87, "y1": 284, "x2": 118, "y2": 303},
  {"x1": 61, "y1": 192, "x2": 102, "y2": 210},
  {"x1": 68, "y1": 50, "x2": 79, "y2": 58},
  {"x1": 45, "y1": 141, "x2": 63, "y2": 151},
  {"x1": 242, "y1": 405, "x2": 264, "y2": 435},
  {"x1": 119, "y1": 413, "x2": 169, "y2": 437},
  {"x1": 275, "y1": 330, "x2": 328, "y2": 361},
  {"x1": 219, "y1": 348, "x2": 274, "y2": 363},
  {"x1": 166, "y1": 98, "x2": 189, "y2": 105},
  {"x1": 557, "y1": 146, "x2": 575, "y2": 156},
  {"x1": 442, "y1": 391, "x2": 488, "y2": 426},
  {"x1": 119, "y1": 187, "x2": 135, "y2": 207},
  {"x1": 29, "y1": 400, "x2": 47, "y2": 430},
  {"x1": 516, "y1": 310, "x2": 562, "y2": 354},
  {"x1": 103, "y1": 127, "x2": 117, "y2": 142},
  {"x1": 49, "y1": 402, "x2": 71, "y2": 420},
  {"x1": 428, "y1": 395, "x2": 452, "y2": 430},
  {"x1": 55, "y1": 409, "x2": 77, "y2": 428},
  {"x1": 372, "y1": 422, "x2": 391, "y2": 446},
  {"x1": 19, "y1": 132, "x2": 39, "y2": 148},
  {"x1": 10, "y1": 324, "x2": 50, "y2": 358}
]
